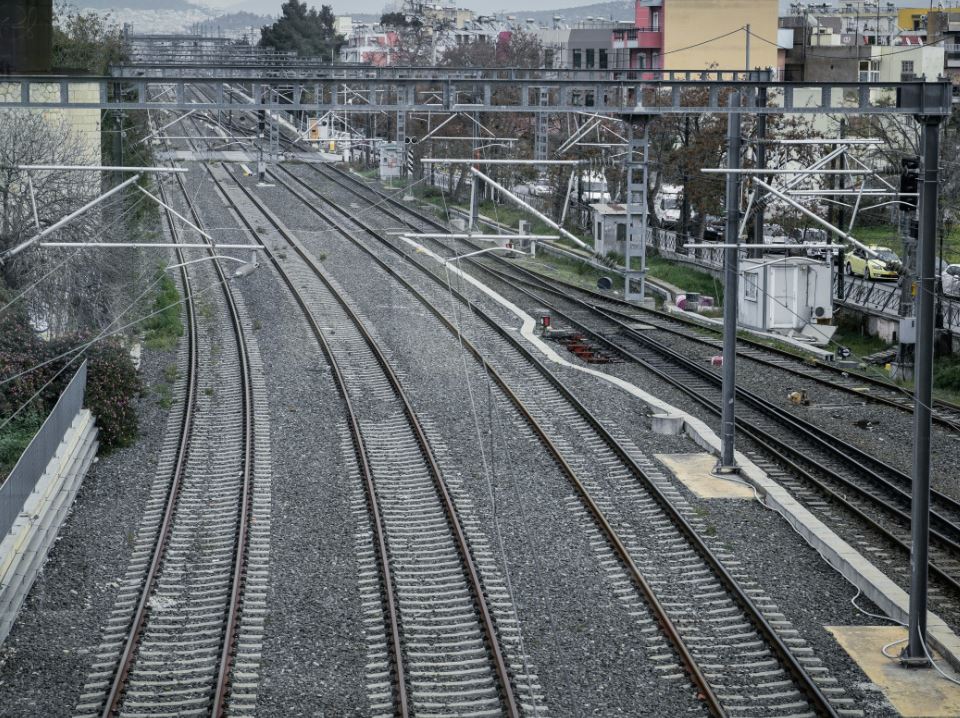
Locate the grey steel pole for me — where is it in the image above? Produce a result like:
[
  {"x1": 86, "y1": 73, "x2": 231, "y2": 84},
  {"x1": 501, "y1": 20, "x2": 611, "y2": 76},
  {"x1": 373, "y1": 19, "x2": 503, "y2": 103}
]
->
[
  {"x1": 745, "y1": 24, "x2": 750, "y2": 72},
  {"x1": 720, "y1": 92, "x2": 741, "y2": 472},
  {"x1": 752, "y1": 85, "x2": 767, "y2": 257},
  {"x1": 903, "y1": 114, "x2": 942, "y2": 665}
]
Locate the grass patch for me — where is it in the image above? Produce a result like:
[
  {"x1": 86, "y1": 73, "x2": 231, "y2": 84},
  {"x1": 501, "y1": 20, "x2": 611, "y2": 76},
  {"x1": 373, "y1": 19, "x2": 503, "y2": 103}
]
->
[
  {"x1": 514, "y1": 250, "x2": 623, "y2": 293},
  {"x1": 831, "y1": 312, "x2": 894, "y2": 360},
  {"x1": 0, "y1": 414, "x2": 44, "y2": 481},
  {"x1": 153, "y1": 383, "x2": 173, "y2": 409},
  {"x1": 163, "y1": 364, "x2": 179, "y2": 383},
  {"x1": 935, "y1": 354, "x2": 960, "y2": 394},
  {"x1": 645, "y1": 256, "x2": 723, "y2": 305},
  {"x1": 143, "y1": 271, "x2": 183, "y2": 350}
]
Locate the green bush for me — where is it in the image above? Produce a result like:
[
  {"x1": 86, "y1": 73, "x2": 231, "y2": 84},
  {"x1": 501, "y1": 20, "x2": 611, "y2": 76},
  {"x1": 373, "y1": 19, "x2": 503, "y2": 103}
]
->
[
  {"x1": 0, "y1": 414, "x2": 45, "y2": 479},
  {"x1": 935, "y1": 355, "x2": 960, "y2": 393},
  {"x1": 0, "y1": 289, "x2": 142, "y2": 463},
  {"x1": 46, "y1": 335, "x2": 142, "y2": 451}
]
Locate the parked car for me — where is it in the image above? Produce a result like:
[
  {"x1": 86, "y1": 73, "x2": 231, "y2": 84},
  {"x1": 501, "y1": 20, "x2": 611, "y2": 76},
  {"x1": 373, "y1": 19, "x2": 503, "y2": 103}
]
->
[
  {"x1": 943, "y1": 264, "x2": 960, "y2": 297},
  {"x1": 575, "y1": 171, "x2": 611, "y2": 202},
  {"x1": 790, "y1": 227, "x2": 830, "y2": 260},
  {"x1": 529, "y1": 178, "x2": 553, "y2": 197},
  {"x1": 844, "y1": 245, "x2": 902, "y2": 280}
]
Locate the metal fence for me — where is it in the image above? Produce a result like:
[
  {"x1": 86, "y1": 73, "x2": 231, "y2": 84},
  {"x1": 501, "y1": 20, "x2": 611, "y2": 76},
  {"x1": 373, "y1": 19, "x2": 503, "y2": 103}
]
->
[
  {"x1": 0, "y1": 361, "x2": 87, "y2": 540},
  {"x1": 834, "y1": 274, "x2": 960, "y2": 337},
  {"x1": 645, "y1": 226, "x2": 725, "y2": 271}
]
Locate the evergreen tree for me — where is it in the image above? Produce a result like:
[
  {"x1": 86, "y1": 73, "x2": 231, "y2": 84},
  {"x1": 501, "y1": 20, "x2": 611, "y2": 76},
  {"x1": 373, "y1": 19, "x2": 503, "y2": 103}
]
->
[{"x1": 259, "y1": 0, "x2": 343, "y2": 59}]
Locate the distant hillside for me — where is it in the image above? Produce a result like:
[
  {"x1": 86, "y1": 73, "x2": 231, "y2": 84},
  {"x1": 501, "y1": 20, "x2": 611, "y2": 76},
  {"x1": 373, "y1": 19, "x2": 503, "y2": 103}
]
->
[
  {"x1": 77, "y1": 0, "x2": 200, "y2": 10},
  {"x1": 205, "y1": 10, "x2": 273, "y2": 29},
  {"x1": 507, "y1": 0, "x2": 633, "y2": 24}
]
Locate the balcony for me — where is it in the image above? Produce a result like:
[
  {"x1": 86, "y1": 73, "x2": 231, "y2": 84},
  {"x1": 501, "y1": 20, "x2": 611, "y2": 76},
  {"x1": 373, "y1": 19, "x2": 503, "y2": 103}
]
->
[{"x1": 612, "y1": 27, "x2": 663, "y2": 50}]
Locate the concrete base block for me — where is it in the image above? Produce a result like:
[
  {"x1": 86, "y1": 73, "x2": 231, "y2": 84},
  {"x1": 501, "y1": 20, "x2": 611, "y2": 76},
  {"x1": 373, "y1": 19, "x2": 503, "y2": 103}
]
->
[
  {"x1": 656, "y1": 453, "x2": 754, "y2": 499},
  {"x1": 827, "y1": 626, "x2": 960, "y2": 717},
  {"x1": 651, "y1": 414, "x2": 684, "y2": 435}
]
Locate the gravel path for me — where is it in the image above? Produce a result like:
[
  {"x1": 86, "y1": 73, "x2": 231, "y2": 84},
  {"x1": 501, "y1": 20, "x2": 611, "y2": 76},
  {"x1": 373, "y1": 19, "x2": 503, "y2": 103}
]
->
[{"x1": 0, "y1": 341, "x2": 178, "y2": 716}]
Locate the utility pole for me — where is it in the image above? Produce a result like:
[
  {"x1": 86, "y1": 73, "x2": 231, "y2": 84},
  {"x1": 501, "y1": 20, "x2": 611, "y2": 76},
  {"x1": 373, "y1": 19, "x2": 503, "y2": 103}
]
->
[
  {"x1": 902, "y1": 114, "x2": 943, "y2": 666},
  {"x1": 745, "y1": 24, "x2": 750, "y2": 72},
  {"x1": 752, "y1": 80, "x2": 767, "y2": 257},
  {"x1": 719, "y1": 92, "x2": 741, "y2": 473},
  {"x1": 679, "y1": 115, "x2": 690, "y2": 251},
  {"x1": 835, "y1": 119, "x2": 847, "y2": 301},
  {"x1": 897, "y1": 155, "x2": 921, "y2": 379}
]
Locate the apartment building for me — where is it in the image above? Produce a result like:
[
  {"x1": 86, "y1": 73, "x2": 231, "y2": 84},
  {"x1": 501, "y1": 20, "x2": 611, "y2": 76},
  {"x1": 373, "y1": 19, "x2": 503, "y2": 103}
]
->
[{"x1": 610, "y1": 0, "x2": 778, "y2": 73}]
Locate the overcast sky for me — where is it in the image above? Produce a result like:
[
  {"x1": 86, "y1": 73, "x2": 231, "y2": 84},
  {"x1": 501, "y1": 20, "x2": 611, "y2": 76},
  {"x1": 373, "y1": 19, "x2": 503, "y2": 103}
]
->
[
  {"x1": 214, "y1": 0, "x2": 636, "y2": 17},
  {"x1": 217, "y1": 0, "x2": 922, "y2": 21}
]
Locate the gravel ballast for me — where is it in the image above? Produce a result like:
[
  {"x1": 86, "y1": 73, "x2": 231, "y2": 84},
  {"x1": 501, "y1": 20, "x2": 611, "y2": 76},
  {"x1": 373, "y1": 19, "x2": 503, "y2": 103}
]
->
[
  {"x1": 262, "y1": 164, "x2": 906, "y2": 714},
  {"x1": 245, "y1": 168, "x2": 709, "y2": 715}
]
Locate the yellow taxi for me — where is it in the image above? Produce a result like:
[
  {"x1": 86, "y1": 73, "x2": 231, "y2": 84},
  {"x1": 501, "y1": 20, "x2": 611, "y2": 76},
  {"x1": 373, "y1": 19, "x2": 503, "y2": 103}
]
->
[{"x1": 844, "y1": 245, "x2": 902, "y2": 280}]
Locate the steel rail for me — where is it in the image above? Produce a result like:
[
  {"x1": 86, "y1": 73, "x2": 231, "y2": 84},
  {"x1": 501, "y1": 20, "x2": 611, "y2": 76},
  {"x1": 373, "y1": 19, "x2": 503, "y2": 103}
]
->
[
  {"x1": 198, "y1": 171, "x2": 412, "y2": 716},
  {"x1": 185, "y1": 130, "x2": 520, "y2": 713},
  {"x1": 165, "y1": 159, "x2": 257, "y2": 718},
  {"x1": 309, "y1": 165, "x2": 960, "y2": 599},
  {"x1": 146, "y1": 118, "x2": 255, "y2": 716},
  {"x1": 269, "y1": 163, "x2": 839, "y2": 717},
  {"x1": 176, "y1": 103, "x2": 411, "y2": 716},
  {"x1": 471, "y1": 264, "x2": 960, "y2": 531},
  {"x1": 100, "y1": 171, "x2": 200, "y2": 718}
]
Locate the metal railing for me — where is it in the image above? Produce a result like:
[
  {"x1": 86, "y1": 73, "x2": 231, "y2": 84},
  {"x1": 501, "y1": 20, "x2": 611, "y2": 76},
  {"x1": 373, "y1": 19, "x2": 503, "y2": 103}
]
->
[
  {"x1": 644, "y1": 226, "x2": 725, "y2": 270},
  {"x1": 0, "y1": 361, "x2": 87, "y2": 540},
  {"x1": 834, "y1": 274, "x2": 960, "y2": 337}
]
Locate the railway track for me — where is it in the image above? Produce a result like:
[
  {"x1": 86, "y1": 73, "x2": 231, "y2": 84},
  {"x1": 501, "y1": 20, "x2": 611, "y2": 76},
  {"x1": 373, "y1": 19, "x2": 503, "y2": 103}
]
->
[
  {"x1": 313, "y1": 160, "x2": 960, "y2": 433},
  {"x1": 183, "y1": 149, "x2": 535, "y2": 714},
  {"x1": 306, "y1": 164, "x2": 960, "y2": 600},
  {"x1": 75, "y1": 147, "x2": 269, "y2": 716},
  {"x1": 249, "y1": 161, "x2": 847, "y2": 717}
]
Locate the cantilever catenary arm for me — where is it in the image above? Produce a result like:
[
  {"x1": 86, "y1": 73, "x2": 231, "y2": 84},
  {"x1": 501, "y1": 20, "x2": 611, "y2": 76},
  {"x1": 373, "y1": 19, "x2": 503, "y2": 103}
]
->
[
  {"x1": 467, "y1": 166, "x2": 591, "y2": 252},
  {"x1": 1, "y1": 174, "x2": 142, "y2": 261}
]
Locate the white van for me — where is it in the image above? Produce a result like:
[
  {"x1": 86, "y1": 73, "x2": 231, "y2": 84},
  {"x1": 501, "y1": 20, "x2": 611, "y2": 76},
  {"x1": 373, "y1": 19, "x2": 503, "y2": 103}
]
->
[
  {"x1": 576, "y1": 171, "x2": 611, "y2": 202},
  {"x1": 655, "y1": 184, "x2": 683, "y2": 227}
]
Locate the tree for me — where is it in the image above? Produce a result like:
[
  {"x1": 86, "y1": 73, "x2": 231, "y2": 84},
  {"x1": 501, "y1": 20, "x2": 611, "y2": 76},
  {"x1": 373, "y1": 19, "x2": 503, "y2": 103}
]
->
[
  {"x1": 0, "y1": 111, "x2": 153, "y2": 335},
  {"x1": 53, "y1": 4, "x2": 127, "y2": 74},
  {"x1": 259, "y1": 0, "x2": 343, "y2": 59}
]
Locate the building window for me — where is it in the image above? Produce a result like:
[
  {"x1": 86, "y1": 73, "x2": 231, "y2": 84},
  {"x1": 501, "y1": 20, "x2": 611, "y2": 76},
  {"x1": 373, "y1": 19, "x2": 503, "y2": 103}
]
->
[
  {"x1": 858, "y1": 59, "x2": 879, "y2": 82},
  {"x1": 651, "y1": 51, "x2": 659, "y2": 69},
  {"x1": 586, "y1": 48, "x2": 595, "y2": 68},
  {"x1": 652, "y1": 10, "x2": 659, "y2": 30},
  {"x1": 599, "y1": 49, "x2": 608, "y2": 69},
  {"x1": 902, "y1": 60, "x2": 915, "y2": 74},
  {"x1": 616, "y1": 222, "x2": 627, "y2": 243},
  {"x1": 573, "y1": 49, "x2": 582, "y2": 68},
  {"x1": 744, "y1": 272, "x2": 759, "y2": 302},
  {"x1": 637, "y1": 52, "x2": 646, "y2": 69},
  {"x1": 545, "y1": 49, "x2": 554, "y2": 67}
]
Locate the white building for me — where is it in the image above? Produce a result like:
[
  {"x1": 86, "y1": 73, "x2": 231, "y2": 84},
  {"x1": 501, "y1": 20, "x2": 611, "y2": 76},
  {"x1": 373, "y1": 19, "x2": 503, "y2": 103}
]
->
[{"x1": 738, "y1": 255, "x2": 835, "y2": 344}]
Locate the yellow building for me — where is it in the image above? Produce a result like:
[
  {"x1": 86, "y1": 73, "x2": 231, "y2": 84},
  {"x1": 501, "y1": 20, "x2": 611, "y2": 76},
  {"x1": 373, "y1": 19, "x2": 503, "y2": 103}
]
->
[
  {"x1": 898, "y1": 7, "x2": 960, "y2": 32},
  {"x1": 662, "y1": 0, "x2": 778, "y2": 71}
]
